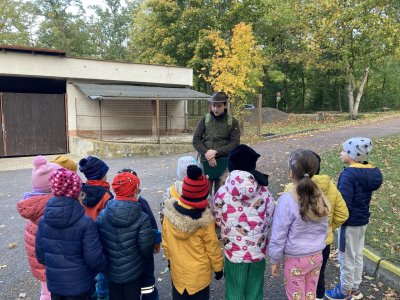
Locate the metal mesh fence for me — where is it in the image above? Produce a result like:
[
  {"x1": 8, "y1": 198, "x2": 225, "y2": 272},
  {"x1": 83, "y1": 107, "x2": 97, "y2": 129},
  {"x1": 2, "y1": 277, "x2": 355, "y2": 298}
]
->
[{"x1": 75, "y1": 95, "x2": 263, "y2": 144}]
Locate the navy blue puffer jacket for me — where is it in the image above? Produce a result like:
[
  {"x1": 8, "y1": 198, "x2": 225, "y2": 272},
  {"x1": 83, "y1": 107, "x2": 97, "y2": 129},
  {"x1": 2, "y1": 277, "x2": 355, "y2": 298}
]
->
[
  {"x1": 338, "y1": 164, "x2": 383, "y2": 226},
  {"x1": 96, "y1": 199, "x2": 154, "y2": 283},
  {"x1": 35, "y1": 196, "x2": 107, "y2": 296}
]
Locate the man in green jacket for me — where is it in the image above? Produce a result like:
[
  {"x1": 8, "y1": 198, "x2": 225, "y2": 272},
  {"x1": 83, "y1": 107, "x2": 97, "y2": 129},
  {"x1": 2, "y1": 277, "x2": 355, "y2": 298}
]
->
[{"x1": 192, "y1": 91, "x2": 241, "y2": 196}]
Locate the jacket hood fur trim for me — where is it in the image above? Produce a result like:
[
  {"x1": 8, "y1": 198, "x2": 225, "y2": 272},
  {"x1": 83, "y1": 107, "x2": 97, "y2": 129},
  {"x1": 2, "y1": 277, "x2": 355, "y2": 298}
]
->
[{"x1": 164, "y1": 198, "x2": 215, "y2": 233}]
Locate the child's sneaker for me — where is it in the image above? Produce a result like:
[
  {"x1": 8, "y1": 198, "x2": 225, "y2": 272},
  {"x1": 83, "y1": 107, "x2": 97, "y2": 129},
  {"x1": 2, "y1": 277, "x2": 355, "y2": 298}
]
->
[
  {"x1": 350, "y1": 289, "x2": 363, "y2": 300},
  {"x1": 325, "y1": 285, "x2": 353, "y2": 300}
]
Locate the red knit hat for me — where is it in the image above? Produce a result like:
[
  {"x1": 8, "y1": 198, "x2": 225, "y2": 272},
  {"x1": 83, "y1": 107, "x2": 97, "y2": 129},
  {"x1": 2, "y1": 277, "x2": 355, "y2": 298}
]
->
[
  {"x1": 179, "y1": 165, "x2": 209, "y2": 209},
  {"x1": 50, "y1": 168, "x2": 82, "y2": 199},
  {"x1": 112, "y1": 172, "x2": 140, "y2": 199}
]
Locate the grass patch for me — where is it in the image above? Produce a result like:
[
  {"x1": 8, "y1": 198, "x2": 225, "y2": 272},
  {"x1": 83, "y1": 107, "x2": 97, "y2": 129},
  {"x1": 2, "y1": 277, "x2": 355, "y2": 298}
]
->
[
  {"x1": 242, "y1": 111, "x2": 400, "y2": 142},
  {"x1": 320, "y1": 135, "x2": 400, "y2": 264}
]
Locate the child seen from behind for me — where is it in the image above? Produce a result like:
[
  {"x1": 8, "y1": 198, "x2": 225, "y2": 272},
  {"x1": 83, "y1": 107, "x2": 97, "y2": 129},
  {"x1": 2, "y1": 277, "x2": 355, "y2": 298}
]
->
[
  {"x1": 96, "y1": 171, "x2": 154, "y2": 300},
  {"x1": 17, "y1": 156, "x2": 59, "y2": 300},
  {"x1": 270, "y1": 149, "x2": 330, "y2": 300},
  {"x1": 214, "y1": 144, "x2": 275, "y2": 300},
  {"x1": 35, "y1": 168, "x2": 107, "y2": 300}
]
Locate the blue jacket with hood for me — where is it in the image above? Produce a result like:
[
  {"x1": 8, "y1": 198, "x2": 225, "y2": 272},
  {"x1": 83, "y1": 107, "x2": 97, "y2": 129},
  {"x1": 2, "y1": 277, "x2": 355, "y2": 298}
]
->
[
  {"x1": 35, "y1": 196, "x2": 107, "y2": 296},
  {"x1": 338, "y1": 163, "x2": 383, "y2": 226}
]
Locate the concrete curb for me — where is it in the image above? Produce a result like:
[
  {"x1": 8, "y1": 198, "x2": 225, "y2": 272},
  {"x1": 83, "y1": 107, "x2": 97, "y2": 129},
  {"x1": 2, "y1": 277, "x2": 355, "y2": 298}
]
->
[
  {"x1": 262, "y1": 128, "x2": 319, "y2": 140},
  {"x1": 363, "y1": 248, "x2": 400, "y2": 290}
]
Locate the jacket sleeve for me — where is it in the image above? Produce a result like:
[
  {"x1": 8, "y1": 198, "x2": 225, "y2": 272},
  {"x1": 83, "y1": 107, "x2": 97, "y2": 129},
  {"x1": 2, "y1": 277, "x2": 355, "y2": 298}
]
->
[
  {"x1": 269, "y1": 198, "x2": 292, "y2": 264},
  {"x1": 330, "y1": 181, "x2": 349, "y2": 230},
  {"x1": 203, "y1": 222, "x2": 224, "y2": 272},
  {"x1": 35, "y1": 220, "x2": 45, "y2": 265},
  {"x1": 215, "y1": 117, "x2": 241, "y2": 157},
  {"x1": 213, "y1": 193, "x2": 223, "y2": 227},
  {"x1": 139, "y1": 197, "x2": 158, "y2": 231},
  {"x1": 138, "y1": 215, "x2": 154, "y2": 258},
  {"x1": 161, "y1": 218, "x2": 170, "y2": 259},
  {"x1": 264, "y1": 191, "x2": 275, "y2": 229},
  {"x1": 337, "y1": 169, "x2": 355, "y2": 211},
  {"x1": 192, "y1": 116, "x2": 208, "y2": 156},
  {"x1": 82, "y1": 219, "x2": 107, "y2": 273}
]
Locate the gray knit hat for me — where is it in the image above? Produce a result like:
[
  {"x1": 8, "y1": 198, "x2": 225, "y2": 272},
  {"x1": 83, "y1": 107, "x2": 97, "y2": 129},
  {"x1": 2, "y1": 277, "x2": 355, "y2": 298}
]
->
[{"x1": 343, "y1": 137, "x2": 373, "y2": 162}]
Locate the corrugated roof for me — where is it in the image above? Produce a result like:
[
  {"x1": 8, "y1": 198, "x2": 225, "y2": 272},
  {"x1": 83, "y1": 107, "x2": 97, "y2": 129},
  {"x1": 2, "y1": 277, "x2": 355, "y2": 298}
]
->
[{"x1": 74, "y1": 83, "x2": 211, "y2": 100}]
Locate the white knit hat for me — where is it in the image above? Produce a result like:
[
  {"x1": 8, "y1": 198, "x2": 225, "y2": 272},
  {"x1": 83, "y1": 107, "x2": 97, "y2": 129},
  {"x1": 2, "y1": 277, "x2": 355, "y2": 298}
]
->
[
  {"x1": 176, "y1": 156, "x2": 199, "y2": 180},
  {"x1": 343, "y1": 137, "x2": 373, "y2": 162}
]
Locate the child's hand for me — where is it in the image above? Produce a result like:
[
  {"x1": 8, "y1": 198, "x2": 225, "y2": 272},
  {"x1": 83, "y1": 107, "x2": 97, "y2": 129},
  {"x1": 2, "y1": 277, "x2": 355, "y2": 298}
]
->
[
  {"x1": 271, "y1": 264, "x2": 280, "y2": 276},
  {"x1": 153, "y1": 244, "x2": 161, "y2": 253}
]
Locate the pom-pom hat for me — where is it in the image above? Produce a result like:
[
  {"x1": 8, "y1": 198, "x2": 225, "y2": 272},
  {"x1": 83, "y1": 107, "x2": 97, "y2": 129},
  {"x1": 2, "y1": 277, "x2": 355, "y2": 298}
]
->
[
  {"x1": 32, "y1": 156, "x2": 60, "y2": 193},
  {"x1": 179, "y1": 165, "x2": 209, "y2": 209},
  {"x1": 50, "y1": 168, "x2": 82, "y2": 199},
  {"x1": 79, "y1": 156, "x2": 109, "y2": 180}
]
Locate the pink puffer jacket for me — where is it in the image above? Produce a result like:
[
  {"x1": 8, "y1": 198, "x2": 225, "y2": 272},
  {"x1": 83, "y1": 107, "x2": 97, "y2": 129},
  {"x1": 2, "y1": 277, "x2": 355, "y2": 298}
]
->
[{"x1": 17, "y1": 194, "x2": 52, "y2": 281}]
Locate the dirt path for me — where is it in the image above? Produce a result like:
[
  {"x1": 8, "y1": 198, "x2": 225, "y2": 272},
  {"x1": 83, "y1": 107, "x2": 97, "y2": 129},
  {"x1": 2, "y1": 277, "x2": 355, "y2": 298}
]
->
[{"x1": 1, "y1": 117, "x2": 399, "y2": 299}]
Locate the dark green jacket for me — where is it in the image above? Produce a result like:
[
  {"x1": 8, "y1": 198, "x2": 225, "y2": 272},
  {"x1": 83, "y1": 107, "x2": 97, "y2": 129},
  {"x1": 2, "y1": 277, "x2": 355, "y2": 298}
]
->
[{"x1": 192, "y1": 111, "x2": 240, "y2": 159}]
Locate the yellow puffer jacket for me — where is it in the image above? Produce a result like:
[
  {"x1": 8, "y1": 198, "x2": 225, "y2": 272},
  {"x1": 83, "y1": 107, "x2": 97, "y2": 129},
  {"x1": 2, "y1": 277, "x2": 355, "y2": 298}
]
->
[
  {"x1": 162, "y1": 199, "x2": 224, "y2": 295},
  {"x1": 285, "y1": 174, "x2": 349, "y2": 245}
]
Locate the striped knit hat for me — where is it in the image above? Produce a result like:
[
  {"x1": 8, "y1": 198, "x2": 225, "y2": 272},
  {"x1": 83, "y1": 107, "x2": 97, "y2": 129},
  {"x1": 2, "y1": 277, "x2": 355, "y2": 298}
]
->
[{"x1": 179, "y1": 165, "x2": 209, "y2": 209}]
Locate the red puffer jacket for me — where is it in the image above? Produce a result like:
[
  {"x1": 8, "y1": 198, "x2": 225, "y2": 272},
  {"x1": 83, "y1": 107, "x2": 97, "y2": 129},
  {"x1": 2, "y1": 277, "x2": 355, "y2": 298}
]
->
[{"x1": 17, "y1": 194, "x2": 52, "y2": 281}]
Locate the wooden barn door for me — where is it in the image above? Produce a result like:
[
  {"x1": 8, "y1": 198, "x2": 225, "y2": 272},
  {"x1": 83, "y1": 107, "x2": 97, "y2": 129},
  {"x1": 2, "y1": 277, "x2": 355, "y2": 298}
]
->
[{"x1": 1, "y1": 93, "x2": 67, "y2": 156}]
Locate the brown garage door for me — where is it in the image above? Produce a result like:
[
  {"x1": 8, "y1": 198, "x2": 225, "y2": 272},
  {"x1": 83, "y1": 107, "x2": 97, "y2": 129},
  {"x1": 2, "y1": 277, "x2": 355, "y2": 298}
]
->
[{"x1": 1, "y1": 93, "x2": 67, "y2": 156}]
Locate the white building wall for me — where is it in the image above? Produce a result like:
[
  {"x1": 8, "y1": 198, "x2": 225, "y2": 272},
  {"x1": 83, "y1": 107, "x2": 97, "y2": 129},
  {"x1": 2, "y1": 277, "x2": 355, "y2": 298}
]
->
[{"x1": 0, "y1": 51, "x2": 192, "y2": 86}]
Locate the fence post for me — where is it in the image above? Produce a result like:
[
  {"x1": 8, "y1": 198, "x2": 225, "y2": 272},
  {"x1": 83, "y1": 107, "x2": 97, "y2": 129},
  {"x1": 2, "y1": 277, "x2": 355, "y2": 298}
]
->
[
  {"x1": 98, "y1": 100, "x2": 103, "y2": 141},
  {"x1": 156, "y1": 97, "x2": 160, "y2": 144},
  {"x1": 257, "y1": 94, "x2": 262, "y2": 136}
]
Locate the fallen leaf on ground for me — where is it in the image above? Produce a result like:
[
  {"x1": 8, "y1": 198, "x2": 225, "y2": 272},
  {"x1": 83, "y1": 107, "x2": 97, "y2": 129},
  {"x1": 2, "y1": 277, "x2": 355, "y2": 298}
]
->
[{"x1": 8, "y1": 243, "x2": 17, "y2": 249}]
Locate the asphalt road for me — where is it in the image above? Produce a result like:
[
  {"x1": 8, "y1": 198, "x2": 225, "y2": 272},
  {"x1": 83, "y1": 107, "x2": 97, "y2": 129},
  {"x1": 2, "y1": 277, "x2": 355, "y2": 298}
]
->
[{"x1": 1, "y1": 117, "x2": 399, "y2": 300}]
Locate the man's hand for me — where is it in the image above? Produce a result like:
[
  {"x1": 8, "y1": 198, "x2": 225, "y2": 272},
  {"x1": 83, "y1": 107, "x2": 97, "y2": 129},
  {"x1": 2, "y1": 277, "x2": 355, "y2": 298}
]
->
[
  {"x1": 205, "y1": 149, "x2": 217, "y2": 161},
  {"x1": 208, "y1": 158, "x2": 217, "y2": 167},
  {"x1": 271, "y1": 264, "x2": 280, "y2": 276}
]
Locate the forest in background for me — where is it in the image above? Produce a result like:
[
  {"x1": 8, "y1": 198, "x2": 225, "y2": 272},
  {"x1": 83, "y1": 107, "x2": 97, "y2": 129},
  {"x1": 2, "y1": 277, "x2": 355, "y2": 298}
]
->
[{"x1": 1, "y1": 0, "x2": 400, "y2": 116}]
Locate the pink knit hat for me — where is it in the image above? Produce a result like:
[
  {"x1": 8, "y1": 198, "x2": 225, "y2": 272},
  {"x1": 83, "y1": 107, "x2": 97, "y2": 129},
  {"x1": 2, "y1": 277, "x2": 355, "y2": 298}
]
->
[
  {"x1": 50, "y1": 168, "x2": 82, "y2": 199},
  {"x1": 32, "y1": 156, "x2": 60, "y2": 193}
]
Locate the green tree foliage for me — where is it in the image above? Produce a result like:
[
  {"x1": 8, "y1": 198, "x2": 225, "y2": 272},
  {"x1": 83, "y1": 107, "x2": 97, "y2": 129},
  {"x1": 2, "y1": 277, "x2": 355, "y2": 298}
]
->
[
  {"x1": 294, "y1": 0, "x2": 400, "y2": 118},
  {"x1": 0, "y1": 0, "x2": 32, "y2": 45},
  {"x1": 206, "y1": 22, "x2": 264, "y2": 121},
  {"x1": 89, "y1": 0, "x2": 134, "y2": 61},
  {"x1": 34, "y1": 0, "x2": 95, "y2": 56}
]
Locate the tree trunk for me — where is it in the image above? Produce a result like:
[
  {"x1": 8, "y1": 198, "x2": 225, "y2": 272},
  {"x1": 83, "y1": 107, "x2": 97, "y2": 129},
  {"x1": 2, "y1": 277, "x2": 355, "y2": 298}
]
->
[
  {"x1": 346, "y1": 66, "x2": 355, "y2": 119},
  {"x1": 301, "y1": 74, "x2": 306, "y2": 113},
  {"x1": 284, "y1": 79, "x2": 290, "y2": 112},
  {"x1": 352, "y1": 66, "x2": 370, "y2": 118}
]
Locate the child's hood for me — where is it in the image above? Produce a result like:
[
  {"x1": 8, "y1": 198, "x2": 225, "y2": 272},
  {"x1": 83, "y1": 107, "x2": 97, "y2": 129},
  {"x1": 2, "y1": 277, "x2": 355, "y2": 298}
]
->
[
  {"x1": 164, "y1": 198, "x2": 214, "y2": 239},
  {"x1": 347, "y1": 163, "x2": 383, "y2": 192},
  {"x1": 43, "y1": 196, "x2": 85, "y2": 228},
  {"x1": 17, "y1": 194, "x2": 52, "y2": 221},
  {"x1": 225, "y1": 170, "x2": 259, "y2": 201},
  {"x1": 311, "y1": 174, "x2": 331, "y2": 195},
  {"x1": 102, "y1": 199, "x2": 143, "y2": 228},
  {"x1": 81, "y1": 181, "x2": 112, "y2": 207}
]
